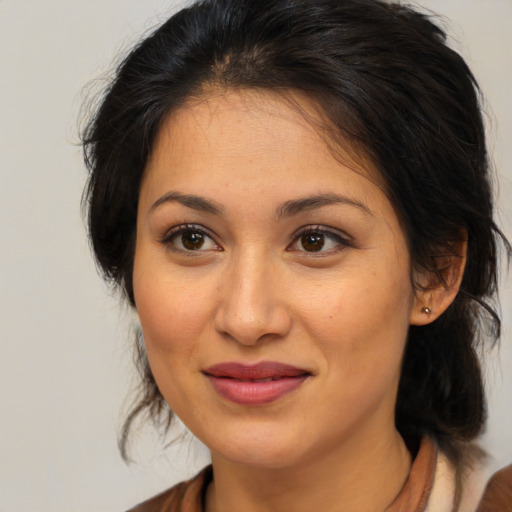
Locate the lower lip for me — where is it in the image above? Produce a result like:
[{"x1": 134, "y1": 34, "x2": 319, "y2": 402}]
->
[{"x1": 206, "y1": 375, "x2": 309, "y2": 405}]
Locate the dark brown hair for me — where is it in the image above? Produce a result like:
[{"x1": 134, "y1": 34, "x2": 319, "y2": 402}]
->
[{"x1": 82, "y1": 0, "x2": 509, "y2": 459}]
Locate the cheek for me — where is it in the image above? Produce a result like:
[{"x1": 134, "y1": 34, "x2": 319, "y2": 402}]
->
[
  {"x1": 132, "y1": 257, "x2": 215, "y2": 366},
  {"x1": 298, "y1": 266, "x2": 413, "y2": 379},
  {"x1": 133, "y1": 270, "x2": 210, "y2": 413}
]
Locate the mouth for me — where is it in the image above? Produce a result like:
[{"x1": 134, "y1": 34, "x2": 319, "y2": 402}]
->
[{"x1": 203, "y1": 362, "x2": 312, "y2": 405}]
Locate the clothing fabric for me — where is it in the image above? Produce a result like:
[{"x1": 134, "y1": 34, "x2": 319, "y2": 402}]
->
[
  {"x1": 127, "y1": 438, "x2": 512, "y2": 512},
  {"x1": 476, "y1": 465, "x2": 512, "y2": 512}
]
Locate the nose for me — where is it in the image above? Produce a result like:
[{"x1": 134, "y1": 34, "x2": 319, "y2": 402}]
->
[{"x1": 214, "y1": 254, "x2": 292, "y2": 346}]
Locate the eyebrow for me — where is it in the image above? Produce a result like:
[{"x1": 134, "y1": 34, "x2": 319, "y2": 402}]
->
[
  {"x1": 150, "y1": 191, "x2": 225, "y2": 216},
  {"x1": 277, "y1": 193, "x2": 373, "y2": 218},
  {"x1": 150, "y1": 191, "x2": 372, "y2": 218}
]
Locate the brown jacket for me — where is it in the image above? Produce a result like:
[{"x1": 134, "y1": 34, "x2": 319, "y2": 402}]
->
[
  {"x1": 127, "y1": 440, "x2": 512, "y2": 512},
  {"x1": 477, "y1": 465, "x2": 512, "y2": 512}
]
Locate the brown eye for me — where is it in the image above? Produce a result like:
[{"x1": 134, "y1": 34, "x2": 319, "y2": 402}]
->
[
  {"x1": 181, "y1": 231, "x2": 206, "y2": 250},
  {"x1": 288, "y1": 226, "x2": 352, "y2": 255},
  {"x1": 162, "y1": 224, "x2": 220, "y2": 252},
  {"x1": 301, "y1": 233, "x2": 325, "y2": 252}
]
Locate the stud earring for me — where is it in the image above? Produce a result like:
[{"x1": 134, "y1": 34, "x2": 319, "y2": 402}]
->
[{"x1": 421, "y1": 307, "x2": 432, "y2": 315}]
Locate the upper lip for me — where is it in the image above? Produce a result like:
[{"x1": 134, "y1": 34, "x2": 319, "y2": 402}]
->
[{"x1": 203, "y1": 361, "x2": 311, "y2": 380}]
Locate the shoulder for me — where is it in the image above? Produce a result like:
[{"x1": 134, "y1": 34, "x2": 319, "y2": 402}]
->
[
  {"x1": 126, "y1": 466, "x2": 212, "y2": 512},
  {"x1": 427, "y1": 442, "x2": 512, "y2": 512},
  {"x1": 475, "y1": 464, "x2": 512, "y2": 512}
]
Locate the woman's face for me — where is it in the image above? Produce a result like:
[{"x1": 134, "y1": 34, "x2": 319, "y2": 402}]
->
[{"x1": 133, "y1": 90, "x2": 419, "y2": 469}]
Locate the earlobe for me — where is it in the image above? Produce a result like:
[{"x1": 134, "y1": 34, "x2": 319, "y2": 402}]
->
[
  {"x1": 410, "y1": 297, "x2": 438, "y2": 326},
  {"x1": 410, "y1": 238, "x2": 467, "y2": 326}
]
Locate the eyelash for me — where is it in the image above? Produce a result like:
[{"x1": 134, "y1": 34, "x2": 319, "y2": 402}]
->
[{"x1": 159, "y1": 223, "x2": 353, "y2": 255}]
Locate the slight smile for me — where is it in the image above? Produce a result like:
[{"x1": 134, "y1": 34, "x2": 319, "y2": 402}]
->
[{"x1": 203, "y1": 362, "x2": 312, "y2": 405}]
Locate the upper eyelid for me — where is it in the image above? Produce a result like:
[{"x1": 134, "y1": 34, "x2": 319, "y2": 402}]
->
[
  {"x1": 161, "y1": 223, "x2": 215, "y2": 240},
  {"x1": 290, "y1": 224, "x2": 353, "y2": 243}
]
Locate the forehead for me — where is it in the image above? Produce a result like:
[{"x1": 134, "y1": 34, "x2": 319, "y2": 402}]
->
[
  {"x1": 145, "y1": 88, "x2": 383, "y2": 191},
  {"x1": 156, "y1": 89, "x2": 324, "y2": 159}
]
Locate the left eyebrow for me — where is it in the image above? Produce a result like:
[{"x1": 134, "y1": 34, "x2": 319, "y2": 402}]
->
[{"x1": 277, "y1": 193, "x2": 373, "y2": 218}]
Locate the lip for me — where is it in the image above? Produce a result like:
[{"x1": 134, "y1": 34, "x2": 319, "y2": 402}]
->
[{"x1": 203, "y1": 362, "x2": 311, "y2": 405}]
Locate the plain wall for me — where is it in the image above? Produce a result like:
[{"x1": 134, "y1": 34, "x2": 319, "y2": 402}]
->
[{"x1": 0, "y1": 1, "x2": 510, "y2": 511}]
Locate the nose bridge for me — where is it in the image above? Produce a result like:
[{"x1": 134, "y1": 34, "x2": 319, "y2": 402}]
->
[{"x1": 214, "y1": 247, "x2": 290, "y2": 345}]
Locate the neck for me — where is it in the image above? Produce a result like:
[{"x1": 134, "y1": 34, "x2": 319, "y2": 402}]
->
[{"x1": 205, "y1": 427, "x2": 412, "y2": 512}]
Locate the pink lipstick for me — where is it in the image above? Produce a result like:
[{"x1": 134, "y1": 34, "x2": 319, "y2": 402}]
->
[{"x1": 203, "y1": 362, "x2": 310, "y2": 405}]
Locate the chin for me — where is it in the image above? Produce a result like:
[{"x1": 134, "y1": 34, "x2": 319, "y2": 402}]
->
[
  {"x1": 205, "y1": 423, "x2": 312, "y2": 470},
  {"x1": 214, "y1": 445, "x2": 304, "y2": 470}
]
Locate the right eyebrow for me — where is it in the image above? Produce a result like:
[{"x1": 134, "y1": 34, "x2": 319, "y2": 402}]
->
[
  {"x1": 149, "y1": 191, "x2": 225, "y2": 216},
  {"x1": 277, "y1": 193, "x2": 373, "y2": 218}
]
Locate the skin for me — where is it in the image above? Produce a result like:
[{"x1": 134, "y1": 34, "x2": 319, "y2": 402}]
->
[{"x1": 133, "y1": 89, "x2": 460, "y2": 512}]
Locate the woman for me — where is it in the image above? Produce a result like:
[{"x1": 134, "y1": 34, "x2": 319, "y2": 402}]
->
[{"x1": 82, "y1": 0, "x2": 511, "y2": 510}]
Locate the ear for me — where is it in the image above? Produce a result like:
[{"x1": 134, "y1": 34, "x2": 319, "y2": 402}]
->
[{"x1": 410, "y1": 237, "x2": 467, "y2": 326}]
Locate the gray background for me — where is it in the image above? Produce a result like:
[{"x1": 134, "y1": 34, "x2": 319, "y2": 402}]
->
[{"x1": 0, "y1": 1, "x2": 510, "y2": 511}]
